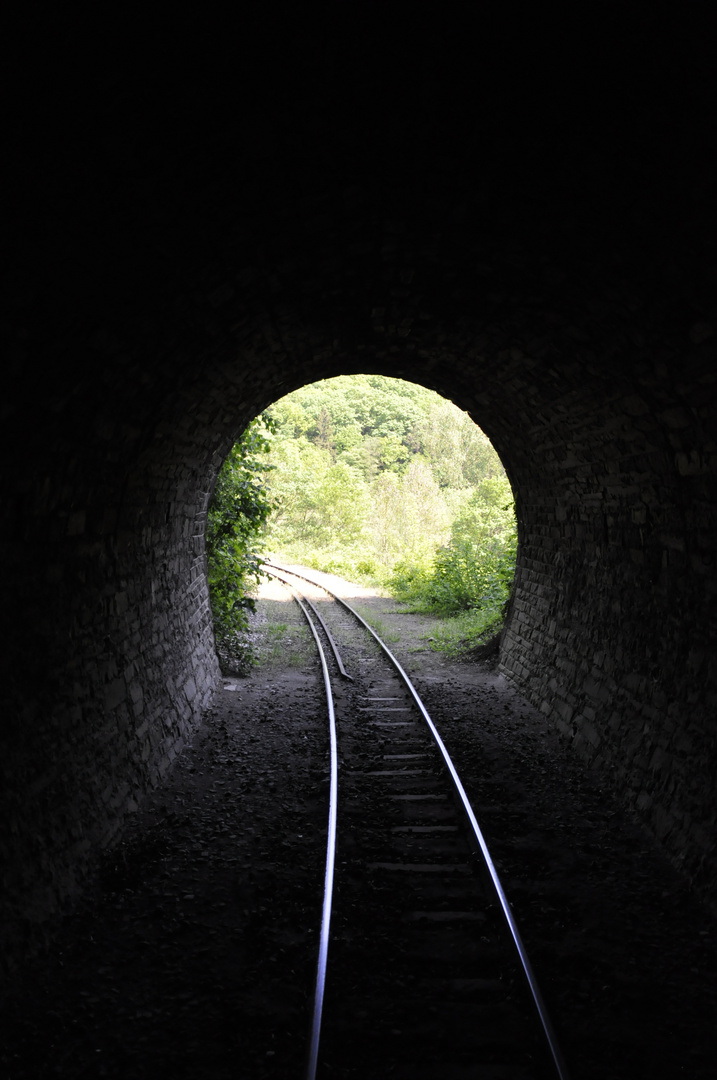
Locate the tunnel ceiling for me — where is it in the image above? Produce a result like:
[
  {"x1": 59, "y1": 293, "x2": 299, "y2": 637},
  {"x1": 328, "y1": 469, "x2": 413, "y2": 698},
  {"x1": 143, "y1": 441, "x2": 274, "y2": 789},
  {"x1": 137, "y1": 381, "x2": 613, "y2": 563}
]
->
[{"x1": 1, "y1": 13, "x2": 716, "y2": 972}]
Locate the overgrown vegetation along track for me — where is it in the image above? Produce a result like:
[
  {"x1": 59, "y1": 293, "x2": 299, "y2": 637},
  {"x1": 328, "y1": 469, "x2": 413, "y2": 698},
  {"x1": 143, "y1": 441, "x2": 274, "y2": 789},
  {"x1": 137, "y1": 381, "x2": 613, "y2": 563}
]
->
[{"x1": 264, "y1": 562, "x2": 569, "y2": 1080}]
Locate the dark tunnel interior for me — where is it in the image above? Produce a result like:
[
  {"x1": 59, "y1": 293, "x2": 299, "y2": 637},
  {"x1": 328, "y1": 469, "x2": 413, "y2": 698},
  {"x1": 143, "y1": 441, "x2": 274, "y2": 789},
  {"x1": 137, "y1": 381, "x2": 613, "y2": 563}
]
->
[{"x1": 1, "y1": 10, "x2": 716, "y2": 980}]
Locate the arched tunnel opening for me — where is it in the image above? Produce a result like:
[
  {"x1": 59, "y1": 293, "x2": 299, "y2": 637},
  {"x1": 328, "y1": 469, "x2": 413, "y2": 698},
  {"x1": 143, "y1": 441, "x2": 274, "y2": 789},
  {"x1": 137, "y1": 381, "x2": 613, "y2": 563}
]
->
[
  {"x1": 4, "y1": 273, "x2": 715, "y2": 967},
  {"x1": 1, "y1": 12, "x2": 716, "y2": 1071},
  {"x1": 224, "y1": 374, "x2": 516, "y2": 641}
]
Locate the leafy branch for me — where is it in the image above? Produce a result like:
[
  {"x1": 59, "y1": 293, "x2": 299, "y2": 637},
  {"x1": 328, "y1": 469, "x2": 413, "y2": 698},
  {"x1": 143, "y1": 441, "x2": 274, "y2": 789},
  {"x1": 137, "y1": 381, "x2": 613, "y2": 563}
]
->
[{"x1": 206, "y1": 413, "x2": 276, "y2": 669}]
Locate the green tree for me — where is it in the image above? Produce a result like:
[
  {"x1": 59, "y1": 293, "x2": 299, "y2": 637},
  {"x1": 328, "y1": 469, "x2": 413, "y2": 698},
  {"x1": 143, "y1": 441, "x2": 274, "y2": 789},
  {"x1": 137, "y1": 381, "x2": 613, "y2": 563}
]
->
[
  {"x1": 270, "y1": 398, "x2": 309, "y2": 439},
  {"x1": 312, "y1": 406, "x2": 336, "y2": 456},
  {"x1": 369, "y1": 471, "x2": 403, "y2": 564},
  {"x1": 264, "y1": 441, "x2": 370, "y2": 552},
  {"x1": 206, "y1": 414, "x2": 276, "y2": 657},
  {"x1": 334, "y1": 422, "x2": 363, "y2": 455},
  {"x1": 313, "y1": 462, "x2": 370, "y2": 547},
  {"x1": 369, "y1": 459, "x2": 450, "y2": 564},
  {"x1": 262, "y1": 375, "x2": 512, "y2": 594},
  {"x1": 429, "y1": 475, "x2": 517, "y2": 611},
  {"x1": 365, "y1": 434, "x2": 410, "y2": 474},
  {"x1": 409, "y1": 400, "x2": 505, "y2": 488},
  {"x1": 266, "y1": 437, "x2": 331, "y2": 542}
]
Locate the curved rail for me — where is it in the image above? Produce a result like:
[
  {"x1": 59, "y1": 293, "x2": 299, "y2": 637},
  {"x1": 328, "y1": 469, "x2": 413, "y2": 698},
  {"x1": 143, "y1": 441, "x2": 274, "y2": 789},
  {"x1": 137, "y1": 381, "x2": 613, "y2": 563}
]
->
[
  {"x1": 266, "y1": 575, "x2": 338, "y2": 1080},
  {"x1": 264, "y1": 566, "x2": 353, "y2": 680},
  {"x1": 264, "y1": 560, "x2": 570, "y2": 1080}
]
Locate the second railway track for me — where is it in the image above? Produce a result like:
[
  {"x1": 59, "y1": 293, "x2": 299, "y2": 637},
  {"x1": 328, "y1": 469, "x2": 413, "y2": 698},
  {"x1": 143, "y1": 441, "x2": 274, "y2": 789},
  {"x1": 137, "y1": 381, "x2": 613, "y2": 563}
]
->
[{"x1": 263, "y1": 561, "x2": 569, "y2": 1080}]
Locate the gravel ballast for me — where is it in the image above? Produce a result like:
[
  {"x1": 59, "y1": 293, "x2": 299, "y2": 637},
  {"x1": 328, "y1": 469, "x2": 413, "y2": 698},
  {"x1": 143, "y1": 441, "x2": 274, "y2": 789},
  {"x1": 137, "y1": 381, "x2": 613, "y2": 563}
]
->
[{"x1": 1, "y1": 571, "x2": 715, "y2": 1078}]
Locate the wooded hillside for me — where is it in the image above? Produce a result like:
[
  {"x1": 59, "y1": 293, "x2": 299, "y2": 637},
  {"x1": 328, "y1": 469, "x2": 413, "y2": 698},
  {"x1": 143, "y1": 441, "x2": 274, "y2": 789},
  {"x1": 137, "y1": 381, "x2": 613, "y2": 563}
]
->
[
  {"x1": 206, "y1": 376, "x2": 517, "y2": 664},
  {"x1": 263, "y1": 375, "x2": 511, "y2": 580}
]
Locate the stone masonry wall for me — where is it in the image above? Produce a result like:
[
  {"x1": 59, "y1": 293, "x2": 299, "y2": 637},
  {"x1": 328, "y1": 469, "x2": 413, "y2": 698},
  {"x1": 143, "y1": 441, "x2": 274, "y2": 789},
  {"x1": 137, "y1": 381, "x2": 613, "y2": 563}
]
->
[
  {"x1": 498, "y1": 347, "x2": 717, "y2": 893},
  {"x1": 2, "y1": 12, "x2": 716, "y2": 975}
]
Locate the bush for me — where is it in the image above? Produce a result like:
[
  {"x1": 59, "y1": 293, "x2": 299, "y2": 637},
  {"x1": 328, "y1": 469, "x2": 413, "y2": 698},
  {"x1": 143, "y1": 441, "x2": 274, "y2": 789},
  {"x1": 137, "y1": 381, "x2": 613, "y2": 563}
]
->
[
  {"x1": 355, "y1": 557, "x2": 378, "y2": 576},
  {"x1": 387, "y1": 556, "x2": 435, "y2": 605},
  {"x1": 427, "y1": 605, "x2": 505, "y2": 658},
  {"x1": 206, "y1": 415, "x2": 276, "y2": 668},
  {"x1": 385, "y1": 476, "x2": 517, "y2": 615},
  {"x1": 429, "y1": 533, "x2": 515, "y2": 612}
]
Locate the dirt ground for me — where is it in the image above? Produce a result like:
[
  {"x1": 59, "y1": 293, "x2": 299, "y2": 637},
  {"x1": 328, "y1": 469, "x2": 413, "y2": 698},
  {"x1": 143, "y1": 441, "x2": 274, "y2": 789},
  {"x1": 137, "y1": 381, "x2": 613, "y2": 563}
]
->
[{"x1": 1, "y1": 569, "x2": 716, "y2": 1078}]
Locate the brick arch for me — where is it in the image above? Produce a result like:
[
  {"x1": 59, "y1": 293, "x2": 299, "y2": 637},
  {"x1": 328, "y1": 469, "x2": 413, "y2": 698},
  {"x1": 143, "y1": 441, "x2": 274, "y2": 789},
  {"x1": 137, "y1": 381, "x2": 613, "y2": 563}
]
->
[{"x1": 2, "y1": 17, "x2": 716, "y2": 972}]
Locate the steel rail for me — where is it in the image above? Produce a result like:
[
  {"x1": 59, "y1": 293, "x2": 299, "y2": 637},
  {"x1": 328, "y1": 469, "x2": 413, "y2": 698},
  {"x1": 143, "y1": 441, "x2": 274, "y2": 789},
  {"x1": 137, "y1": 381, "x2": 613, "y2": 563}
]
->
[
  {"x1": 263, "y1": 561, "x2": 571, "y2": 1080},
  {"x1": 266, "y1": 574, "x2": 338, "y2": 1080},
  {"x1": 263, "y1": 566, "x2": 353, "y2": 680}
]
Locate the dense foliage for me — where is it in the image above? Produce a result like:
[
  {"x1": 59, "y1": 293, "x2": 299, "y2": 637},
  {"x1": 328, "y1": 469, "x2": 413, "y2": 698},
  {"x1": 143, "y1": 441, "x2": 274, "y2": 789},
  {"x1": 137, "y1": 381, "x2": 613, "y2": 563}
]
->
[
  {"x1": 206, "y1": 377, "x2": 517, "y2": 664},
  {"x1": 388, "y1": 475, "x2": 517, "y2": 614},
  {"x1": 263, "y1": 376, "x2": 517, "y2": 625},
  {"x1": 206, "y1": 414, "x2": 275, "y2": 666}
]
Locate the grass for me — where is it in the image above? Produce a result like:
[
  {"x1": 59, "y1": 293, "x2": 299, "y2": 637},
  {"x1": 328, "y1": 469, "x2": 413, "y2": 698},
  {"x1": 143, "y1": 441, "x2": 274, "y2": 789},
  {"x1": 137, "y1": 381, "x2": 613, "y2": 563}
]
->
[
  {"x1": 263, "y1": 546, "x2": 509, "y2": 662},
  {"x1": 421, "y1": 606, "x2": 504, "y2": 658},
  {"x1": 267, "y1": 546, "x2": 390, "y2": 591},
  {"x1": 256, "y1": 620, "x2": 313, "y2": 668},
  {"x1": 353, "y1": 606, "x2": 402, "y2": 643}
]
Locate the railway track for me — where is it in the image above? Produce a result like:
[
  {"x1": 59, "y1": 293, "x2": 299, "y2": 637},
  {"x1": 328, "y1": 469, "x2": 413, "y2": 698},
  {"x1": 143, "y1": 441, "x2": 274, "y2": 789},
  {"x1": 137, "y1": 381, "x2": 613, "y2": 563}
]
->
[{"x1": 262, "y1": 561, "x2": 570, "y2": 1080}]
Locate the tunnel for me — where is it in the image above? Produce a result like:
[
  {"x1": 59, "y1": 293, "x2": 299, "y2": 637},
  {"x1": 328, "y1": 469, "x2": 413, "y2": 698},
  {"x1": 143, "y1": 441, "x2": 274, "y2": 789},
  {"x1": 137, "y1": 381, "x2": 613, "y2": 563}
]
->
[{"x1": 2, "y1": 12, "x2": 716, "y2": 977}]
